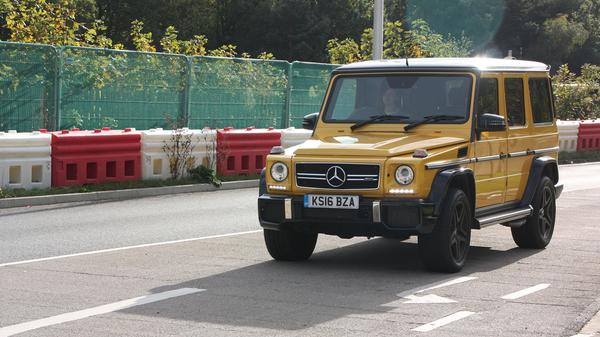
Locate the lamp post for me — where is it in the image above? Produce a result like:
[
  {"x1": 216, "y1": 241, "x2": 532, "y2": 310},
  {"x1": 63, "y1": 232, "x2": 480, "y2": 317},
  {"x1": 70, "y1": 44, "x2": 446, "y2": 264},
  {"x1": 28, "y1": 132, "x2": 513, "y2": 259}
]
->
[{"x1": 373, "y1": 0, "x2": 384, "y2": 60}]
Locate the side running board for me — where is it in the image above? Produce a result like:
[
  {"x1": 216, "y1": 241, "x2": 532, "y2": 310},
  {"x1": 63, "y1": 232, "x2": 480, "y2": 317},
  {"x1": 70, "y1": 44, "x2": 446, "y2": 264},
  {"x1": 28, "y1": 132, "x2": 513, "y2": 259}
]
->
[{"x1": 475, "y1": 205, "x2": 533, "y2": 229}]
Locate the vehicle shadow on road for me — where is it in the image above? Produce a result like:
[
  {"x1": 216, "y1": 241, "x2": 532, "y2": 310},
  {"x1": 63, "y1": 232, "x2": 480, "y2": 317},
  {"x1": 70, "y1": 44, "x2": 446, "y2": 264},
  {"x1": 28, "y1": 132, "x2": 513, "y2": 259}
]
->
[{"x1": 121, "y1": 237, "x2": 542, "y2": 331}]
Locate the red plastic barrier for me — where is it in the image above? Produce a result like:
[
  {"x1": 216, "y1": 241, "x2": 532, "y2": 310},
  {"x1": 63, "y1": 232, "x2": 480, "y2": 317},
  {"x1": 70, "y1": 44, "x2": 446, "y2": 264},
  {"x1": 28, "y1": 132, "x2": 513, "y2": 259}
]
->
[
  {"x1": 51, "y1": 128, "x2": 141, "y2": 186},
  {"x1": 577, "y1": 120, "x2": 600, "y2": 151},
  {"x1": 217, "y1": 127, "x2": 281, "y2": 176}
]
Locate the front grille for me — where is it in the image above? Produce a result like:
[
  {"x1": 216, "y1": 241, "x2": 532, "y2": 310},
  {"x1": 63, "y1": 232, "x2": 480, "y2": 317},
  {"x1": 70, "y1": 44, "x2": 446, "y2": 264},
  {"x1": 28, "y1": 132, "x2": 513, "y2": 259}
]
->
[{"x1": 295, "y1": 163, "x2": 379, "y2": 190}]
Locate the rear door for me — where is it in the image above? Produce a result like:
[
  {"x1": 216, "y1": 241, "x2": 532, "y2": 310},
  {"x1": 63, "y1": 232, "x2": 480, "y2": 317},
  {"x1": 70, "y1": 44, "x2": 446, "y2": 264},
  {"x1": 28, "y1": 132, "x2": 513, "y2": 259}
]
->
[
  {"x1": 503, "y1": 74, "x2": 530, "y2": 202},
  {"x1": 474, "y1": 74, "x2": 508, "y2": 208}
]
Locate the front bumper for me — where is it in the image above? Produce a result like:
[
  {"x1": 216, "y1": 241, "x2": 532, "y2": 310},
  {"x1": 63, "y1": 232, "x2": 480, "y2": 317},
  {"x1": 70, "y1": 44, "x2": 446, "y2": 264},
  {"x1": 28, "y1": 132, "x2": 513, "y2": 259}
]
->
[{"x1": 258, "y1": 194, "x2": 437, "y2": 237}]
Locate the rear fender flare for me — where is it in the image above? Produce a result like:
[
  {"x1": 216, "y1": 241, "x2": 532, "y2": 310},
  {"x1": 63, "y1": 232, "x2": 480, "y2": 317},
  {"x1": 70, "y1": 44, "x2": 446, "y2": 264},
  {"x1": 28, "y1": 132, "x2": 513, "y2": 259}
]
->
[{"x1": 519, "y1": 156, "x2": 559, "y2": 208}]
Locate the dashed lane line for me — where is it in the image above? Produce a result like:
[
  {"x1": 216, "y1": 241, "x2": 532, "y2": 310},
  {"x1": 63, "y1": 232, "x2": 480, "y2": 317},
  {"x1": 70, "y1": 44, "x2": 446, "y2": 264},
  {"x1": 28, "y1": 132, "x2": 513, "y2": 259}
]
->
[
  {"x1": 412, "y1": 311, "x2": 475, "y2": 332},
  {"x1": 501, "y1": 283, "x2": 550, "y2": 300},
  {"x1": 0, "y1": 230, "x2": 262, "y2": 268},
  {"x1": 397, "y1": 276, "x2": 478, "y2": 298},
  {"x1": 0, "y1": 288, "x2": 205, "y2": 337}
]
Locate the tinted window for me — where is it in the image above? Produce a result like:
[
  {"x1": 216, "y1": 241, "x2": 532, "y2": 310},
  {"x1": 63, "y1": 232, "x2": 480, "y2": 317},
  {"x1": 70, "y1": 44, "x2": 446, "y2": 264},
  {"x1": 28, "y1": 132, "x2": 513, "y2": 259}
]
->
[
  {"x1": 477, "y1": 78, "x2": 499, "y2": 117},
  {"x1": 529, "y1": 78, "x2": 553, "y2": 123},
  {"x1": 505, "y1": 78, "x2": 525, "y2": 126},
  {"x1": 324, "y1": 75, "x2": 473, "y2": 123}
]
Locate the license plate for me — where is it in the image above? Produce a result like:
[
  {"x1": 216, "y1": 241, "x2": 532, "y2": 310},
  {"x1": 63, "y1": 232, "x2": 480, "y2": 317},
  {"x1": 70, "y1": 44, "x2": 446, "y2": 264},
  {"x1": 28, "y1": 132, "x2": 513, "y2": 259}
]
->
[{"x1": 304, "y1": 194, "x2": 359, "y2": 209}]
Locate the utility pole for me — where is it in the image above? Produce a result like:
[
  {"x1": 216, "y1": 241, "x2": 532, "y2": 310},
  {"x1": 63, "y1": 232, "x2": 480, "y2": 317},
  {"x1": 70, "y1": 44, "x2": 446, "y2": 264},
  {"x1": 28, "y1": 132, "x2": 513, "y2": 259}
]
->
[{"x1": 373, "y1": 0, "x2": 384, "y2": 60}]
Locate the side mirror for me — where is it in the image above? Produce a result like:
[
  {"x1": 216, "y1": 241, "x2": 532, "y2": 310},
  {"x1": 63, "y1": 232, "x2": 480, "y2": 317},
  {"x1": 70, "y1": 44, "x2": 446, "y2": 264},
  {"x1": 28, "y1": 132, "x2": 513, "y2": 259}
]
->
[
  {"x1": 477, "y1": 113, "x2": 506, "y2": 132},
  {"x1": 302, "y1": 112, "x2": 319, "y2": 130}
]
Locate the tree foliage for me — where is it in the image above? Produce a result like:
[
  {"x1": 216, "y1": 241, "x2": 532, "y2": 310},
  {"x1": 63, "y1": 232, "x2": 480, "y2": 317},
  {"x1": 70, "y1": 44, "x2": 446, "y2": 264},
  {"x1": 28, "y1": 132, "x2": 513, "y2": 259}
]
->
[
  {"x1": 327, "y1": 20, "x2": 473, "y2": 64},
  {"x1": 553, "y1": 64, "x2": 600, "y2": 120}
]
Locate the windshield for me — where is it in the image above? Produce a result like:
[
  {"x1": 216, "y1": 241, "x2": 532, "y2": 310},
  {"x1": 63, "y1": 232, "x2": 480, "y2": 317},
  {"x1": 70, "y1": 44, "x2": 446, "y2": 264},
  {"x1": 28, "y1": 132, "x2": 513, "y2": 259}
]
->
[{"x1": 323, "y1": 74, "x2": 473, "y2": 125}]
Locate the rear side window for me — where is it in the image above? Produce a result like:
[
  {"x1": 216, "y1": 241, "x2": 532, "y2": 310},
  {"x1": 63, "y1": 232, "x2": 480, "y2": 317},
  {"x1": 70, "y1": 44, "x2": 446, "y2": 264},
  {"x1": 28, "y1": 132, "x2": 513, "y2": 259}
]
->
[
  {"x1": 529, "y1": 78, "x2": 553, "y2": 123},
  {"x1": 477, "y1": 78, "x2": 499, "y2": 117},
  {"x1": 504, "y1": 78, "x2": 525, "y2": 126}
]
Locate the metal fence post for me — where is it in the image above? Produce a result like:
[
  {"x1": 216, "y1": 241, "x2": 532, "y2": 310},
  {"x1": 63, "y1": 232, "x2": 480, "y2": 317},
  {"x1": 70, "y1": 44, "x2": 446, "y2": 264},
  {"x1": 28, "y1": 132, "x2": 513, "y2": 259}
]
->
[
  {"x1": 283, "y1": 61, "x2": 293, "y2": 129},
  {"x1": 54, "y1": 46, "x2": 63, "y2": 131},
  {"x1": 182, "y1": 56, "x2": 193, "y2": 128}
]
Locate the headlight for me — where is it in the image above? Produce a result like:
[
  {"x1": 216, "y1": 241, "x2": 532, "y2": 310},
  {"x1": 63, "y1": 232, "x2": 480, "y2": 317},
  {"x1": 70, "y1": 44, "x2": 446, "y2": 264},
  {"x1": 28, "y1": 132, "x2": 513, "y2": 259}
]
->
[
  {"x1": 270, "y1": 162, "x2": 288, "y2": 182},
  {"x1": 395, "y1": 165, "x2": 414, "y2": 185}
]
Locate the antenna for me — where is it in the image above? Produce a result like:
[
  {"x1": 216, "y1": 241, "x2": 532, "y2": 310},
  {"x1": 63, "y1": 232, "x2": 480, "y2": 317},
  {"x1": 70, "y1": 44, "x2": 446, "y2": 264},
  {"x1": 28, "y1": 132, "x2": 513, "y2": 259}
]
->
[{"x1": 406, "y1": 58, "x2": 409, "y2": 67}]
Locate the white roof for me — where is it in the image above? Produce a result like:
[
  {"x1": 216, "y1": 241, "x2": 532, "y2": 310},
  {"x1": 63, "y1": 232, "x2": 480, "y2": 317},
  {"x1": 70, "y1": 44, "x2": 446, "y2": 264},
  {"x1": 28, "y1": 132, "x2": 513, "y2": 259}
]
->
[{"x1": 336, "y1": 58, "x2": 549, "y2": 72}]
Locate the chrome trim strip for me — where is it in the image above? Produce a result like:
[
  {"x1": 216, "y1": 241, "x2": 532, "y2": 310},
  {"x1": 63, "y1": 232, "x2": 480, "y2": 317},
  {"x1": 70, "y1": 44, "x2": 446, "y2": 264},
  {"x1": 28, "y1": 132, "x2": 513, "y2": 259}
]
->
[
  {"x1": 372, "y1": 201, "x2": 381, "y2": 223},
  {"x1": 476, "y1": 154, "x2": 500, "y2": 162},
  {"x1": 477, "y1": 206, "x2": 532, "y2": 227},
  {"x1": 533, "y1": 146, "x2": 560, "y2": 155},
  {"x1": 509, "y1": 151, "x2": 528, "y2": 158},
  {"x1": 426, "y1": 146, "x2": 560, "y2": 170},
  {"x1": 296, "y1": 176, "x2": 327, "y2": 181},
  {"x1": 347, "y1": 174, "x2": 378, "y2": 177},
  {"x1": 297, "y1": 173, "x2": 326, "y2": 177},
  {"x1": 425, "y1": 158, "x2": 473, "y2": 169},
  {"x1": 284, "y1": 198, "x2": 293, "y2": 220}
]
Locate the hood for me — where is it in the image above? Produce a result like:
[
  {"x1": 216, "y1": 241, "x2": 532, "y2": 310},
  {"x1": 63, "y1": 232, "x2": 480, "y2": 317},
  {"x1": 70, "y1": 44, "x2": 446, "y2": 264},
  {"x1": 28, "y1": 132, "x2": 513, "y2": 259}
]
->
[{"x1": 291, "y1": 134, "x2": 468, "y2": 157}]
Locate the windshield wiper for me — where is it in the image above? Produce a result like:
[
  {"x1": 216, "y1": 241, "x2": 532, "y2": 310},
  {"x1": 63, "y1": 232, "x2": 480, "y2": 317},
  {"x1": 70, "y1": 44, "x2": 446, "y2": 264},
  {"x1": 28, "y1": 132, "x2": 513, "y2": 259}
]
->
[
  {"x1": 351, "y1": 114, "x2": 409, "y2": 131},
  {"x1": 403, "y1": 114, "x2": 464, "y2": 131}
]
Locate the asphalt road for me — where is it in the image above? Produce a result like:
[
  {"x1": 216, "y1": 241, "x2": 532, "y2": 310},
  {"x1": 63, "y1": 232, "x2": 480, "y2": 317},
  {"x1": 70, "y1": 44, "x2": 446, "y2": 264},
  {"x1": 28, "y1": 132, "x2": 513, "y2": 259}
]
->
[{"x1": 1, "y1": 163, "x2": 599, "y2": 337}]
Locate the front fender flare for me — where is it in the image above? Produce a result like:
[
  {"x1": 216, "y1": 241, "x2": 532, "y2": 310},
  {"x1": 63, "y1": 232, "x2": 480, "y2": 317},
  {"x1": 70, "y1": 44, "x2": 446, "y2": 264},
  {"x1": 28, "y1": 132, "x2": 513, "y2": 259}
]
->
[{"x1": 426, "y1": 167, "x2": 475, "y2": 216}]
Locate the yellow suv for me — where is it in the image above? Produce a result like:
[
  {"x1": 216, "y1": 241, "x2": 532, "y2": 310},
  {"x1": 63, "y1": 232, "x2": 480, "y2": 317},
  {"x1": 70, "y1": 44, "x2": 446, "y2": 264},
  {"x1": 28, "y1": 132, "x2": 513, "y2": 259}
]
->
[{"x1": 258, "y1": 58, "x2": 562, "y2": 272}]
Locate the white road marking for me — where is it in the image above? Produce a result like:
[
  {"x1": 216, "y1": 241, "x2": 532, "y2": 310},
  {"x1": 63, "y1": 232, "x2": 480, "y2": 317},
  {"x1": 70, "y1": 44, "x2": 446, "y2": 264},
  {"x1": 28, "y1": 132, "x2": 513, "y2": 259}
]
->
[
  {"x1": 0, "y1": 288, "x2": 204, "y2": 337},
  {"x1": 570, "y1": 334, "x2": 594, "y2": 337},
  {"x1": 501, "y1": 283, "x2": 550, "y2": 300},
  {"x1": 415, "y1": 276, "x2": 478, "y2": 294},
  {"x1": 0, "y1": 230, "x2": 262, "y2": 268},
  {"x1": 412, "y1": 311, "x2": 475, "y2": 332},
  {"x1": 403, "y1": 294, "x2": 456, "y2": 304},
  {"x1": 397, "y1": 276, "x2": 478, "y2": 298}
]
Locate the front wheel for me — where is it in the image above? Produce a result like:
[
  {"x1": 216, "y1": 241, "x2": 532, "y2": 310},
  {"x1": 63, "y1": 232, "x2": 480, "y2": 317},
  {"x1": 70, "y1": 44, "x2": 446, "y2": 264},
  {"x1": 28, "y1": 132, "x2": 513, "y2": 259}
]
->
[
  {"x1": 263, "y1": 229, "x2": 318, "y2": 261},
  {"x1": 511, "y1": 176, "x2": 556, "y2": 248},
  {"x1": 418, "y1": 188, "x2": 472, "y2": 273}
]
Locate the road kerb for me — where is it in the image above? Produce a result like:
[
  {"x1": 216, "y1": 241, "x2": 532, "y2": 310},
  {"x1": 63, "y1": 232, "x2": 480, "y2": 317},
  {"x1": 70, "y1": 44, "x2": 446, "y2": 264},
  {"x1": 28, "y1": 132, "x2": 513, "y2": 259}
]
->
[{"x1": 0, "y1": 179, "x2": 259, "y2": 209}]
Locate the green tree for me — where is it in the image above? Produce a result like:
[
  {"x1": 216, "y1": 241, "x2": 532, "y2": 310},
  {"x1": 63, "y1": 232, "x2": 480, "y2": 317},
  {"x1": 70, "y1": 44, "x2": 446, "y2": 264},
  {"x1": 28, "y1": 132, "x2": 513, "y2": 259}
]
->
[
  {"x1": 327, "y1": 20, "x2": 472, "y2": 64},
  {"x1": 553, "y1": 63, "x2": 600, "y2": 119}
]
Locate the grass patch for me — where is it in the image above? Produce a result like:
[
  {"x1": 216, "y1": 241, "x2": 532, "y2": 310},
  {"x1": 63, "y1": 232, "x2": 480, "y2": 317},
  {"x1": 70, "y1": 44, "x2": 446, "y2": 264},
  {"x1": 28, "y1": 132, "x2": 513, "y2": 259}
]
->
[
  {"x1": 559, "y1": 151, "x2": 600, "y2": 165},
  {"x1": 0, "y1": 174, "x2": 259, "y2": 199}
]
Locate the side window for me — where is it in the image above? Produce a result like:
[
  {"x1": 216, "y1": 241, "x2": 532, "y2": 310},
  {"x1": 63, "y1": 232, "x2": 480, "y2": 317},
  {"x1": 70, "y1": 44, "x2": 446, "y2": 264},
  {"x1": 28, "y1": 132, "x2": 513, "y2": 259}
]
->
[
  {"x1": 504, "y1": 78, "x2": 525, "y2": 126},
  {"x1": 529, "y1": 78, "x2": 554, "y2": 123},
  {"x1": 477, "y1": 78, "x2": 499, "y2": 117}
]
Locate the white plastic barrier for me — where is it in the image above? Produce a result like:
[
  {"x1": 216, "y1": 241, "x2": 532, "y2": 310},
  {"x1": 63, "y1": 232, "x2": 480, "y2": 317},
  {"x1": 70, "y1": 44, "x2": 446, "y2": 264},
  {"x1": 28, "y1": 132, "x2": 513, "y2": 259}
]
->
[
  {"x1": 140, "y1": 128, "x2": 216, "y2": 180},
  {"x1": 0, "y1": 130, "x2": 52, "y2": 190},
  {"x1": 281, "y1": 127, "x2": 312, "y2": 149},
  {"x1": 557, "y1": 120, "x2": 580, "y2": 153}
]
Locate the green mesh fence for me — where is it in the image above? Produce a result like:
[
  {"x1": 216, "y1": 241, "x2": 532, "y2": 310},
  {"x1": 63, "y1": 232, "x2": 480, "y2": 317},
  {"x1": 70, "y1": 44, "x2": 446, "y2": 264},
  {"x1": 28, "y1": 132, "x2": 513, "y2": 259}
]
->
[
  {"x1": 60, "y1": 47, "x2": 188, "y2": 130},
  {"x1": 288, "y1": 61, "x2": 338, "y2": 127},
  {"x1": 1, "y1": 42, "x2": 339, "y2": 131},
  {"x1": 0, "y1": 42, "x2": 57, "y2": 132},
  {"x1": 189, "y1": 56, "x2": 289, "y2": 129}
]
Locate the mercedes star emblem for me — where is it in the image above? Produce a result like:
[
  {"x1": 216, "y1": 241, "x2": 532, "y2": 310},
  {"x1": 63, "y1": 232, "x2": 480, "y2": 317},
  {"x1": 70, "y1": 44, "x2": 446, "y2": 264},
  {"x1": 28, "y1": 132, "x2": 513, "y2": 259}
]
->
[{"x1": 326, "y1": 166, "x2": 346, "y2": 187}]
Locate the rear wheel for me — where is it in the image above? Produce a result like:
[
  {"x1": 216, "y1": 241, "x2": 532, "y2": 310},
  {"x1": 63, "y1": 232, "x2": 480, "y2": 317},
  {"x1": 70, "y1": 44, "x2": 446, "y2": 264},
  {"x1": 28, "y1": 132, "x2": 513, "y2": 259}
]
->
[
  {"x1": 511, "y1": 176, "x2": 556, "y2": 248},
  {"x1": 418, "y1": 188, "x2": 472, "y2": 273},
  {"x1": 263, "y1": 229, "x2": 318, "y2": 261}
]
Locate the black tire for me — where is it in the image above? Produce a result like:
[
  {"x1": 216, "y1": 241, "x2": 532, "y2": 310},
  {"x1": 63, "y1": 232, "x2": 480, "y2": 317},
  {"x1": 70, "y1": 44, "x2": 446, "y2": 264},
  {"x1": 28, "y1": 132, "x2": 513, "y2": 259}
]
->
[
  {"x1": 263, "y1": 229, "x2": 318, "y2": 261},
  {"x1": 418, "y1": 188, "x2": 472, "y2": 273},
  {"x1": 511, "y1": 176, "x2": 556, "y2": 249}
]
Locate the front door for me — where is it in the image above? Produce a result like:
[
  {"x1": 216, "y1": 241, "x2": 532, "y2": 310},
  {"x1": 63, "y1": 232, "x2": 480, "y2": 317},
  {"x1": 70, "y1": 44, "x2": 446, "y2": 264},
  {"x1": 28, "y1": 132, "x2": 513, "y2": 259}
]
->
[{"x1": 474, "y1": 74, "x2": 508, "y2": 208}]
